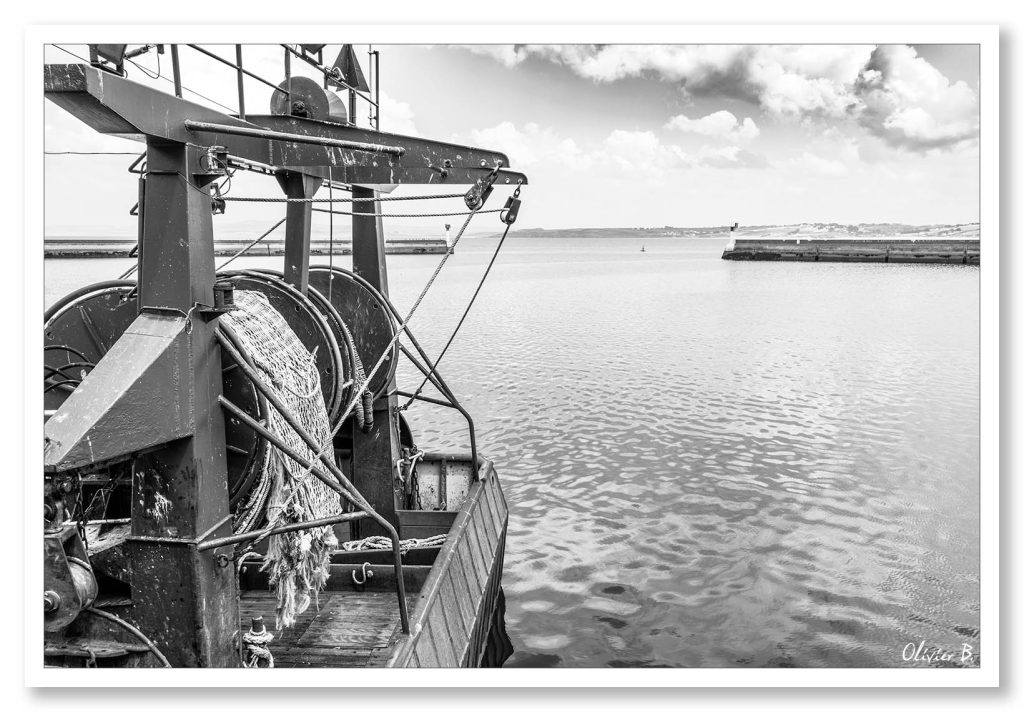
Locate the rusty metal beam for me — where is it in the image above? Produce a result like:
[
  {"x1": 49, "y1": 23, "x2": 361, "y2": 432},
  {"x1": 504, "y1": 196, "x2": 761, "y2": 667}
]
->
[{"x1": 44, "y1": 63, "x2": 528, "y2": 186}]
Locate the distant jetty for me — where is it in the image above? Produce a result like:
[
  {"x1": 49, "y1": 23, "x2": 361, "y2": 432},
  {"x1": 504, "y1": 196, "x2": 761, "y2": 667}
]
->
[
  {"x1": 44, "y1": 237, "x2": 449, "y2": 257},
  {"x1": 722, "y1": 238, "x2": 979, "y2": 264}
]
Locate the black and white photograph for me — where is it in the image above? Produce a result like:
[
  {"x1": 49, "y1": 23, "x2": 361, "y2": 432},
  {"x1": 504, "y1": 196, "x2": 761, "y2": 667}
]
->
[{"x1": 14, "y1": 7, "x2": 1014, "y2": 707}]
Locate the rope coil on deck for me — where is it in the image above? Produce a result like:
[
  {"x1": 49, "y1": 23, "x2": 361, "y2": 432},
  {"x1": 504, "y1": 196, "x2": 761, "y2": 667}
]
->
[{"x1": 341, "y1": 534, "x2": 447, "y2": 554}]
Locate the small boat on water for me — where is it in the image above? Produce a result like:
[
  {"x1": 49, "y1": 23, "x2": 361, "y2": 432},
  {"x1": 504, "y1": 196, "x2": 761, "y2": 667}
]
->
[{"x1": 42, "y1": 43, "x2": 525, "y2": 668}]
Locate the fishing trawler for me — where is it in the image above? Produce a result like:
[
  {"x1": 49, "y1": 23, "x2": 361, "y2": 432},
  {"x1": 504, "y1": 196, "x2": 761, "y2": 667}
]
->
[{"x1": 42, "y1": 43, "x2": 525, "y2": 668}]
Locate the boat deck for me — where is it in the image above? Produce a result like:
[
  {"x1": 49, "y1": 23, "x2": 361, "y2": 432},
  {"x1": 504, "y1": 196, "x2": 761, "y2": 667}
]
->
[{"x1": 239, "y1": 591, "x2": 416, "y2": 668}]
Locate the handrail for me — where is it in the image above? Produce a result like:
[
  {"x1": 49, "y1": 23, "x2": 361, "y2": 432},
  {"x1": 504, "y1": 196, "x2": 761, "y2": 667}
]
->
[
  {"x1": 186, "y1": 44, "x2": 285, "y2": 94},
  {"x1": 184, "y1": 120, "x2": 405, "y2": 156},
  {"x1": 197, "y1": 511, "x2": 367, "y2": 552}
]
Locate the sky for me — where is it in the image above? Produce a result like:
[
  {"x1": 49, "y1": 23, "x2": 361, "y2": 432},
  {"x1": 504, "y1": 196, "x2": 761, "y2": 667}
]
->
[{"x1": 43, "y1": 43, "x2": 980, "y2": 236}]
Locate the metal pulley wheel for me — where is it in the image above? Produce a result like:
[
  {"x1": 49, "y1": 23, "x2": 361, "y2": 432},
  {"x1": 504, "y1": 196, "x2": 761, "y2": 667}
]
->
[
  {"x1": 270, "y1": 76, "x2": 348, "y2": 124},
  {"x1": 43, "y1": 281, "x2": 269, "y2": 511},
  {"x1": 308, "y1": 266, "x2": 399, "y2": 401}
]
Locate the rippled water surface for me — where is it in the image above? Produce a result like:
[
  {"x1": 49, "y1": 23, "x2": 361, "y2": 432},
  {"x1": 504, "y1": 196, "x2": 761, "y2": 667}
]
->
[{"x1": 44, "y1": 236, "x2": 981, "y2": 668}]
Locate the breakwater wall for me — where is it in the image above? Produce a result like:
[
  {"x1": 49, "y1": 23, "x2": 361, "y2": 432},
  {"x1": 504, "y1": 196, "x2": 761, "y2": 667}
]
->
[
  {"x1": 722, "y1": 238, "x2": 979, "y2": 264},
  {"x1": 45, "y1": 238, "x2": 449, "y2": 257}
]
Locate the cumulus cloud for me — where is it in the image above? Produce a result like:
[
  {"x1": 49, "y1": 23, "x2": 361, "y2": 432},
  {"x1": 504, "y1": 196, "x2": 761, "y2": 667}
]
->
[
  {"x1": 601, "y1": 129, "x2": 693, "y2": 172},
  {"x1": 460, "y1": 44, "x2": 872, "y2": 117},
  {"x1": 459, "y1": 122, "x2": 766, "y2": 174},
  {"x1": 789, "y1": 152, "x2": 849, "y2": 177},
  {"x1": 599, "y1": 129, "x2": 766, "y2": 172},
  {"x1": 462, "y1": 121, "x2": 588, "y2": 168},
  {"x1": 378, "y1": 90, "x2": 420, "y2": 136},
  {"x1": 665, "y1": 110, "x2": 759, "y2": 142},
  {"x1": 459, "y1": 44, "x2": 979, "y2": 152},
  {"x1": 853, "y1": 45, "x2": 978, "y2": 151}
]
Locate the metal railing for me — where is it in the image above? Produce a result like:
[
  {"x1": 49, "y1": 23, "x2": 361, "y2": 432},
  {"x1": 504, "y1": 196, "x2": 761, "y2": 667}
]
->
[{"x1": 91, "y1": 44, "x2": 381, "y2": 129}]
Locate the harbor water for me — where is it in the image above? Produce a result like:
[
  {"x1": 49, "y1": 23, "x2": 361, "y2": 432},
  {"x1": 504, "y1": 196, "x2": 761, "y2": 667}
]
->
[{"x1": 43, "y1": 235, "x2": 981, "y2": 668}]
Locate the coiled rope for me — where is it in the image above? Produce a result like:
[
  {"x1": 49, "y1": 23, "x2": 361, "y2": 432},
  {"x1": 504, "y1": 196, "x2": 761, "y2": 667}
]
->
[{"x1": 341, "y1": 534, "x2": 447, "y2": 554}]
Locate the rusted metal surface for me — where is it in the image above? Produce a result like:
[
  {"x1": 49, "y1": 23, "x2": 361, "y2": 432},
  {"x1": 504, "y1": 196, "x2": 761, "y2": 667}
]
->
[
  {"x1": 388, "y1": 461, "x2": 509, "y2": 667},
  {"x1": 44, "y1": 64, "x2": 527, "y2": 186},
  {"x1": 43, "y1": 313, "x2": 193, "y2": 472}
]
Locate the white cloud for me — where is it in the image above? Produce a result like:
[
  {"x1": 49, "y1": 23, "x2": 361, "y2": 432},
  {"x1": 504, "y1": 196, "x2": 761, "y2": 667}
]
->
[
  {"x1": 461, "y1": 45, "x2": 872, "y2": 118},
  {"x1": 461, "y1": 44, "x2": 978, "y2": 152},
  {"x1": 854, "y1": 45, "x2": 978, "y2": 151},
  {"x1": 787, "y1": 152, "x2": 850, "y2": 177},
  {"x1": 461, "y1": 121, "x2": 589, "y2": 169},
  {"x1": 377, "y1": 90, "x2": 420, "y2": 136},
  {"x1": 598, "y1": 129, "x2": 765, "y2": 173},
  {"x1": 665, "y1": 110, "x2": 760, "y2": 142}
]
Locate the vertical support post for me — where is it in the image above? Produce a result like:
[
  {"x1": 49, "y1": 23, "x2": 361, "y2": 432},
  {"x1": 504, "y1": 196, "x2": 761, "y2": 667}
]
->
[
  {"x1": 130, "y1": 140, "x2": 239, "y2": 667},
  {"x1": 275, "y1": 171, "x2": 320, "y2": 294},
  {"x1": 170, "y1": 45, "x2": 182, "y2": 98},
  {"x1": 234, "y1": 45, "x2": 245, "y2": 120},
  {"x1": 374, "y1": 50, "x2": 380, "y2": 131},
  {"x1": 351, "y1": 185, "x2": 402, "y2": 536}
]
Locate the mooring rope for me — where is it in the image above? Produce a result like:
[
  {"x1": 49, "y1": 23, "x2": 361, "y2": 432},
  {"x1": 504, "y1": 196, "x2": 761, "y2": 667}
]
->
[{"x1": 340, "y1": 534, "x2": 447, "y2": 554}]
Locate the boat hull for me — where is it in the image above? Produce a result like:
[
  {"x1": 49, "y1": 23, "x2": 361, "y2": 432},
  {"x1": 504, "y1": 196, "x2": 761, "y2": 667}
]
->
[{"x1": 389, "y1": 463, "x2": 510, "y2": 667}]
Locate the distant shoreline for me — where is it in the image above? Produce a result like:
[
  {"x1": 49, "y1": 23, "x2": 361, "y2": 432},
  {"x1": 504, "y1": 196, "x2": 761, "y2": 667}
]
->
[
  {"x1": 44, "y1": 238, "x2": 449, "y2": 257},
  {"x1": 490, "y1": 222, "x2": 981, "y2": 240}
]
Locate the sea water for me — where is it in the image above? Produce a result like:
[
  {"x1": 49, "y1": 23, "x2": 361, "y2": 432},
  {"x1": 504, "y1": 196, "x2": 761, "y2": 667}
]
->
[{"x1": 43, "y1": 236, "x2": 981, "y2": 667}]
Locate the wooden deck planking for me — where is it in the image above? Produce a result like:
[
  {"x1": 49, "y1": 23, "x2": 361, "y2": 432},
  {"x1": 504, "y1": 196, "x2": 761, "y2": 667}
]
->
[{"x1": 239, "y1": 590, "x2": 415, "y2": 668}]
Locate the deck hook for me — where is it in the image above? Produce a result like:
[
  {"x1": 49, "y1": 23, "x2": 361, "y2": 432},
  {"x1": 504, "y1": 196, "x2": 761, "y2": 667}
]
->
[{"x1": 352, "y1": 561, "x2": 374, "y2": 590}]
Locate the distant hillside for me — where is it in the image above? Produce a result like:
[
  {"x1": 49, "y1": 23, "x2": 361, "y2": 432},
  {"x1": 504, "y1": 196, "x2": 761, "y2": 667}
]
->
[{"x1": 494, "y1": 223, "x2": 980, "y2": 240}]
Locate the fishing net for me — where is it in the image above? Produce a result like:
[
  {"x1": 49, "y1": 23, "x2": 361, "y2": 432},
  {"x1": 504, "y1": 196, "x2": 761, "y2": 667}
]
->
[{"x1": 220, "y1": 290, "x2": 343, "y2": 628}]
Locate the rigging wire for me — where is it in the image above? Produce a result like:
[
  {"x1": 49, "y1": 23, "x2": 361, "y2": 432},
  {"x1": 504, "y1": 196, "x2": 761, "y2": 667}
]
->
[
  {"x1": 45, "y1": 151, "x2": 142, "y2": 156},
  {"x1": 216, "y1": 217, "x2": 288, "y2": 271},
  {"x1": 401, "y1": 212, "x2": 516, "y2": 410},
  {"x1": 223, "y1": 193, "x2": 467, "y2": 203}
]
